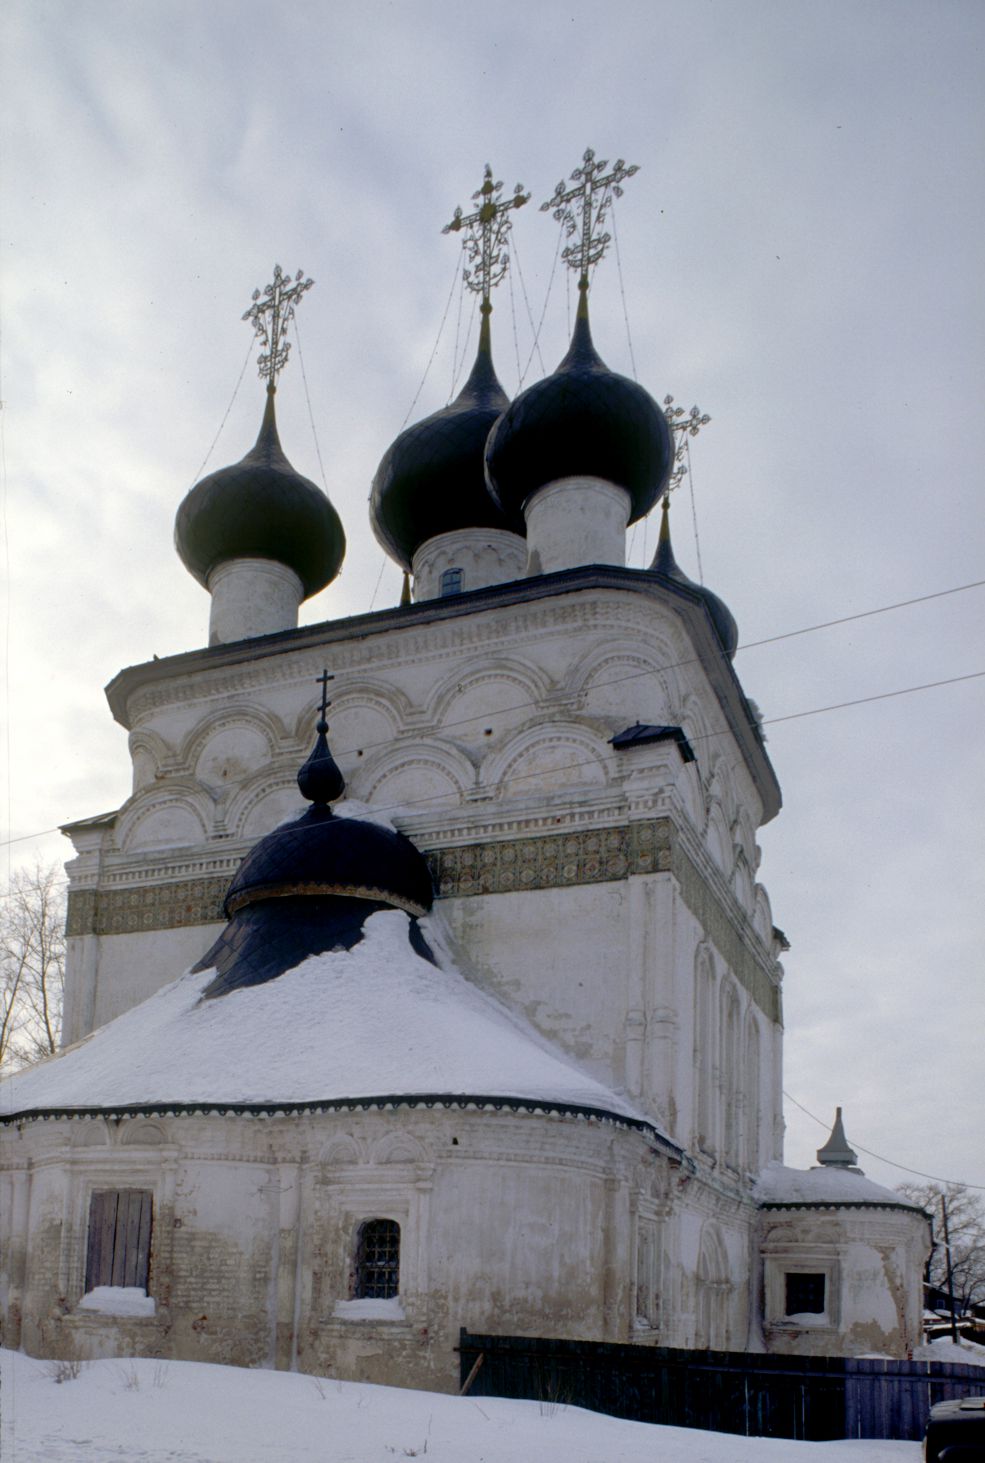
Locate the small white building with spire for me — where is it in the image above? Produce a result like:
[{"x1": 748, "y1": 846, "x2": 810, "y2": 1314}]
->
[{"x1": 0, "y1": 153, "x2": 929, "y2": 1386}]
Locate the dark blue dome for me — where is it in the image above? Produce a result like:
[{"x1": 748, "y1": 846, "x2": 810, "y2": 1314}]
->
[
  {"x1": 650, "y1": 499, "x2": 738, "y2": 659},
  {"x1": 485, "y1": 294, "x2": 673, "y2": 526},
  {"x1": 194, "y1": 713, "x2": 435, "y2": 1000},
  {"x1": 370, "y1": 314, "x2": 520, "y2": 569},
  {"x1": 224, "y1": 804, "x2": 434, "y2": 919},
  {"x1": 175, "y1": 387, "x2": 345, "y2": 598}
]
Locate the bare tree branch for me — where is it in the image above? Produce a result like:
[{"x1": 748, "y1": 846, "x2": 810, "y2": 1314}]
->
[{"x1": 0, "y1": 861, "x2": 66, "y2": 1072}]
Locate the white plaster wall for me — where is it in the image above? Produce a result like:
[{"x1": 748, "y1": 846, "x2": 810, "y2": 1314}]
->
[
  {"x1": 524, "y1": 478, "x2": 630, "y2": 573},
  {"x1": 63, "y1": 926, "x2": 224, "y2": 1042},
  {"x1": 759, "y1": 1208, "x2": 930, "y2": 1358},
  {"x1": 65, "y1": 585, "x2": 781, "y2": 1174},
  {"x1": 207, "y1": 559, "x2": 303, "y2": 645},
  {"x1": 412, "y1": 528, "x2": 526, "y2": 601}
]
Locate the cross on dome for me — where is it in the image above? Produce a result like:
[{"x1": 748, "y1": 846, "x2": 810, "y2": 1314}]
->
[
  {"x1": 662, "y1": 396, "x2": 712, "y2": 498},
  {"x1": 442, "y1": 165, "x2": 530, "y2": 313},
  {"x1": 242, "y1": 264, "x2": 314, "y2": 386},
  {"x1": 316, "y1": 667, "x2": 334, "y2": 729},
  {"x1": 540, "y1": 147, "x2": 639, "y2": 289}
]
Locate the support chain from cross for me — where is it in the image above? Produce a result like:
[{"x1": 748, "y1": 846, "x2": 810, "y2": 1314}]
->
[
  {"x1": 442, "y1": 165, "x2": 530, "y2": 313},
  {"x1": 662, "y1": 395, "x2": 712, "y2": 500},
  {"x1": 540, "y1": 147, "x2": 639, "y2": 288},
  {"x1": 242, "y1": 264, "x2": 314, "y2": 386}
]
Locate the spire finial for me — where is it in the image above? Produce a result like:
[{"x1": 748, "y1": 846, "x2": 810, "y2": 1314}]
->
[
  {"x1": 443, "y1": 165, "x2": 530, "y2": 313},
  {"x1": 540, "y1": 147, "x2": 639, "y2": 292},
  {"x1": 297, "y1": 667, "x2": 345, "y2": 809},
  {"x1": 242, "y1": 264, "x2": 315, "y2": 387},
  {"x1": 816, "y1": 1106, "x2": 860, "y2": 1168}
]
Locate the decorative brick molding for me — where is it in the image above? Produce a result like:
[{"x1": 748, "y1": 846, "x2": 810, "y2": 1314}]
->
[
  {"x1": 66, "y1": 818, "x2": 779, "y2": 1020},
  {"x1": 427, "y1": 820, "x2": 671, "y2": 896},
  {"x1": 67, "y1": 878, "x2": 228, "y2": 937}
]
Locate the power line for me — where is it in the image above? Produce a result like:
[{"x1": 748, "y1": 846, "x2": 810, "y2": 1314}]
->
[
  {"x1": 2, "y1": 577, "x2": 982, "y2": 854},
  {"x1": 5, "y1": 659, "x2": 980, "y2": 862},
  {"x1": 783, "y1": 1089, "x2": 985, "y2": 1192}
]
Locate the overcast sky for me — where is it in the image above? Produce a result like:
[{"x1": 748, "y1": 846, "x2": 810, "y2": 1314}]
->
[{"x1": 1, "y1": 0, "x2": 982, "y2": 1190}]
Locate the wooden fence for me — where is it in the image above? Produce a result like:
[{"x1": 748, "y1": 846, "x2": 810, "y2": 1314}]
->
[{"x1": 458, "y1": 1330, "x2": 984, "y2": 1442}]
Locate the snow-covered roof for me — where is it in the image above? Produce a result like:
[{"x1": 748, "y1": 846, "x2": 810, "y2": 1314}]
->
[
  {"x1": 754, "y1": 1161, "x2": 926, "y2": 1210},
  {"x1": 0, "y1": 911, "x2": 662, "y2": 1139}
]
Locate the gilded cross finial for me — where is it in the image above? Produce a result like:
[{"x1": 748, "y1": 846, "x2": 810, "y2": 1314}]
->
[
  {"x1": 242, "y1": 264, "x2": 314, "y2": 386},
  {"x1": 316, "y1": 667, "x2": 334, "y2": 731},
  {"x1": 663, "y1": 396, "x2": 712, "y2": 497},
  {"x1": 540, "y1": 148, "x2": 639, "y2": 289},
  {"x1": 442, "y1": 165, "x2": 530, "y2": 312}
]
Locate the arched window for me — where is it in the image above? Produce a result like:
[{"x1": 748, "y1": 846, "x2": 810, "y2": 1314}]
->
[
  {"x1": 439, "y1": 567, "x2": 463, "y2": 597},
  {"x1": 353, "y1": 1218, "x2": 400, "y2": 1299}
]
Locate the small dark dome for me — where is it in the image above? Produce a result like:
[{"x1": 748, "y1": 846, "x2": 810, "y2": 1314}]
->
[
  {"x1": 225, "y1": 713, "x2": 433, "y2": 919},
  {"x1": 175, "y1": 387, "x2": 345, "y2": 598},
  {"x1": 650, "y1": 499, "x2": 738, "y2": 659},
  {"x1": 224, "y1": 805, "x2": 434, "y2": 919},
  {"x1": 370, "y1": 313, "x2": 520, "y2": 569},
  {"x1": 485, "y1": 292, "x2": 673, "y2": 526},
  {"x1": 194, "y1": 712, "x2": 434, "y2": 1000}
]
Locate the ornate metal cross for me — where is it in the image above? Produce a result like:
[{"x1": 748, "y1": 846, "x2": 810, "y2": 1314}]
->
[
  {"x1": 316, "y1": 668, "x2": 334, "y2": 728},
  {"x1": 442, "y1": 165, "x2": 530, "y2": 309},
  {"x1": 242, "y1": 264, "x2": 314, "y2": 386},
  {"x1": 663, "y1": 395, "x2": 712, "y2": 496},
  {"x1": 540, "y1": 148, "x2": 639, "y2": 286}
]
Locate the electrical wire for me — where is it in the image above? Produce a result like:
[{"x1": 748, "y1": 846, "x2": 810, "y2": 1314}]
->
[
  {"x1": 189, "y1": 336, "x2": 254, "y2": 484},
  {"x1": 292, "y1": 314, "x2": 328, "y2": 491},
  {"x1": 609, "y1": 196, "x2": 638, "y2": 381},
  {"x1": 783, "y1": 1089, "x2": 985, "y2": 1191},
  {"x1": 399, "y1": 253, "x2": 461, "y2": 431},
  {"x1": 2, "y1": 660, "x2": 983, "y2": 861},
  {"x1": 2, "y1": 577, "x2": 982, "y2": 854}
]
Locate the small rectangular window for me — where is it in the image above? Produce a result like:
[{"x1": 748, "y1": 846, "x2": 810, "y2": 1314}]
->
[
  {"x1": 354, "y1": 1218, "x2": 400, "y2": 1299},
  {"x1": 85, "y1": 1189, "x2": 153, "y2": 1293},
  {"x1": 439, "y1": 568, "x2": 463, "y2": 597},
  {"x1": 785, "y1": 1271, "x2": 826, "y2": 1316}
]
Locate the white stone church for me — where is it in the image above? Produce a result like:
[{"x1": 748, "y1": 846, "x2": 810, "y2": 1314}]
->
[{"x1": 0, "y1": 159, "x2": 929, "y2": 1387}]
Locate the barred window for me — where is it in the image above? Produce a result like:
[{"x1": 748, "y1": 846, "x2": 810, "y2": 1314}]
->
[
  {"x1": 439, "y1": 567, "x2": 463, "y2": 597},
  {"x1": 785, "y1": 1271, "x2": 826, "y2": 1316},
  {"x1": 354, "y1": 1218, "x2": 400, "y2": 1299},
  {"x1": 85, "y1": 1189, "x2": 153, "y2": 1292}
]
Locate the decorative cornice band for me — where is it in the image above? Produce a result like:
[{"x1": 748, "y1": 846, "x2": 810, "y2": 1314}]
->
[
  {"x1": 0, "y1": 1094, "x2": 682, "y2": 1155},
  {"x1": 66, "y1": 819, "x2": 781, "y2": 1019}
]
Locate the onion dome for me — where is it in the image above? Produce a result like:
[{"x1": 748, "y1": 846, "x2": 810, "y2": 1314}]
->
[
  {"x1": 195, "y1": 709, "x2": 434, "y2": 998},
  {"x1": 175, "y1": 386, "x2": 345, "y2": 598},
  {"x1": 370, "y1": 310, "x2": 519, "y2": 570},
  {"x1": 485, "y1": 287, "x2": 673, "y2": 525},
  {"x1": 649, "y1": 497, "x2": 739, "y2": 659}
]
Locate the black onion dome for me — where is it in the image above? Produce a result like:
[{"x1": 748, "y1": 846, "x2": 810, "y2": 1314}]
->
[
  {"x1": 649, "y1": 499, "x2": 738, "y2": 659},
  {"x1": 485, "y1": 291, "x2": 673, "y2": 525},
  {"x1": 194, "y1": 720, "x2": 435, "y2": 1000},
  {"x1": 370, "y1": 312, "x2": 519, "y2": 569},
  {"x1": 175, "y1": 387, "x2": 345, "y2": 598},
  {"x1": 222, "y1": 805, "x2": 434, "y2": 919}
]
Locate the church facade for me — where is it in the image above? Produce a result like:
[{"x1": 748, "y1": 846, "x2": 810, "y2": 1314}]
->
[{"x1": 0, "y1": 158, "x2": 929, "y2": 1386}]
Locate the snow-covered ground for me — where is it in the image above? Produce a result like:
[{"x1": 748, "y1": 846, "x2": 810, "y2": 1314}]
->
[{"x1": 0, "y1": 1349, "x2": 925, "y2": 1462}]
